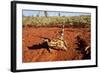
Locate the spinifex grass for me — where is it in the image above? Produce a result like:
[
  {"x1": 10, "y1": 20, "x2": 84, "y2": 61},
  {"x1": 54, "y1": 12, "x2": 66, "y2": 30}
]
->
[{"x1": 23, "y1": 15, "x2": 91, "y2": 28}]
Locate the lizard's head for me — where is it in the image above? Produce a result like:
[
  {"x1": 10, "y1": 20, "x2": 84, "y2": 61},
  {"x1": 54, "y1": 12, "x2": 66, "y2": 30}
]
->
[{"x1": 43, "y1": 38, "x2": 50, "y2": 42}]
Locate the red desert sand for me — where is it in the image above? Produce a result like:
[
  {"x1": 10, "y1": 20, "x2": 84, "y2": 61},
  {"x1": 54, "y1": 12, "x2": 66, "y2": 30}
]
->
[{"x1": 22, "y1": 26, "x2": 91, "y2": 63}]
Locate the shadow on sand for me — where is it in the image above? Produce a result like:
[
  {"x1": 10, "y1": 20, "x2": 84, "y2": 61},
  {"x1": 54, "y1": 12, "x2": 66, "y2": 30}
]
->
[{"x1": 28, "y1": 41, "x2": 51, "y2": 52}]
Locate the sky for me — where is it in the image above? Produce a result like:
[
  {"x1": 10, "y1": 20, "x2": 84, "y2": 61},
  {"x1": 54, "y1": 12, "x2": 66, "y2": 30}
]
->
[{"x1": 22, "y1": 10, "x2": 91, "y2": 16}]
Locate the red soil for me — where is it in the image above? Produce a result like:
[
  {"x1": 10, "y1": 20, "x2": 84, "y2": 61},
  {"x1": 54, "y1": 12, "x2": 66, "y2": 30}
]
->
[{"x1": 22, "y1": 26, "x2": 90, "y2": 63}]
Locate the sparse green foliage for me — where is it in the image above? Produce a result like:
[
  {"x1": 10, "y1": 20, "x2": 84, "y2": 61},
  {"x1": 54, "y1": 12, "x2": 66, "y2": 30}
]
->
[{"x1": 23, "y1": 15, "x2": 91, "y2": 28}]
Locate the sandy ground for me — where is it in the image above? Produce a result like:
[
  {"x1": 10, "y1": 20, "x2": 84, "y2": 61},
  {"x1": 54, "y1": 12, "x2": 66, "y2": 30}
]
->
[{"x1": 22, "y1": 26, "x2": 91, "y2": 63}]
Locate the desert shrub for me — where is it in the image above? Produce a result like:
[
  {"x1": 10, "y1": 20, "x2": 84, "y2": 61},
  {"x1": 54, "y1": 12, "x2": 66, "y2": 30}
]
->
[{"x1": 23, "y1": 15, "x2": 91, "y2": 28}]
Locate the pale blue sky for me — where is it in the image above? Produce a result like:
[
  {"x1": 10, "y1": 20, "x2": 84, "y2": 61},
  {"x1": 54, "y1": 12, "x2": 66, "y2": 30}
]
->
[{"x1": 22, "y1": 10, "x2": 91, "y2": 16}]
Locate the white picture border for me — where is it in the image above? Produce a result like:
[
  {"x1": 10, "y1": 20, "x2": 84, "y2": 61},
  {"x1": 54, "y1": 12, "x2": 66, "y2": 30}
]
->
[{"x1": 16, "y1": 3, "x2": 96, "y2": 70}]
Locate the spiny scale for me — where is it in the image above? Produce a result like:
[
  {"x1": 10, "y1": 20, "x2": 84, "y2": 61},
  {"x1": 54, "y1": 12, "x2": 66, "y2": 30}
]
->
[{"x1": 44, "y1": 24, "x2": 68, "y2": 51}]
